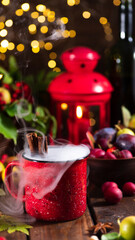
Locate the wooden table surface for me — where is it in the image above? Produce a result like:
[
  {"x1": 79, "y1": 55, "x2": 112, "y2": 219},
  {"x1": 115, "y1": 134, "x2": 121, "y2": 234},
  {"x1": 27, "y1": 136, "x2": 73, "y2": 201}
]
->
[{"x1": 0, "y1": 186, "x2": 134, "y2": 240}]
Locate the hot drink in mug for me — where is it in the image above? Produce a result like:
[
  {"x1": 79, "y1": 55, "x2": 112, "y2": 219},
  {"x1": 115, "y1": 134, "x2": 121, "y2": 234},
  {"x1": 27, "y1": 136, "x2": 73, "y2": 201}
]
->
[{"x1": 5, "y1": 144, "x2": 90, "y2": 221}]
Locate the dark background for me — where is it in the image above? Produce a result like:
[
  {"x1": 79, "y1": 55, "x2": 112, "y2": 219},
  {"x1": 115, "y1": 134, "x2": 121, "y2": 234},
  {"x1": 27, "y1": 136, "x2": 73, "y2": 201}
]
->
[{"x1": 0, "y1": 0, "x2": 135, "y2": 78}]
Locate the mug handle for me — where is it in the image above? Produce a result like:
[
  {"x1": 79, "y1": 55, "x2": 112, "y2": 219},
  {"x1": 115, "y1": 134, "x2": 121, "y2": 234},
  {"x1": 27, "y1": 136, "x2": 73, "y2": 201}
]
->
[{"x1": 4, "y1": 161, "x2": 25, "y2": 201}]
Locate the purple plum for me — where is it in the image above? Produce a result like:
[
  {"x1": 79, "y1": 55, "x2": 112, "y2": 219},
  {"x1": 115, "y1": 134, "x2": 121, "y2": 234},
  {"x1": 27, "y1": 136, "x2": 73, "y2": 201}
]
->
[{"x1": 115, "y1": 134, "x2": 135, "y2": 156}]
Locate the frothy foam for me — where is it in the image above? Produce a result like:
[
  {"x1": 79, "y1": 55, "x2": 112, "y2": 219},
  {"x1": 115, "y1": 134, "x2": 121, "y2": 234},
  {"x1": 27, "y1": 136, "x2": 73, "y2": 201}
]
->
[{"x1": 23, "y1": 144, "x2": 90, "y2": 162}]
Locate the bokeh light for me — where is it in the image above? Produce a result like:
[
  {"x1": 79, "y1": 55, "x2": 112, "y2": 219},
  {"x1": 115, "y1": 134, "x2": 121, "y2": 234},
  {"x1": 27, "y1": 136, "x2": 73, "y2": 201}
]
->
[
  {"x1": 36, "y1": 4, "x2": 46, "y2": 12},
  {"x1": 99, "y1": 17, "x2": 108, "y2": 25},
  {"x1": 32, "y1": 47, "x2": 40, "y2": 53},
  {"x1": 49, "y1": 52, "x2": 57, "y2": 59},
  {"x1": 0, "y1": 29, "x2": 8, "y2": 37},
  {"x1": 1, "y1": 39, "x2": 8, "y2": 48},
  {"x1": 82, "y1": 11, "x2": 91, "y2": 19},
  {"x1": 15, "y1": 9, "x2": 23, "y2": 16},
  {"x1": 0, "y1": 47, "x2": 7, "y2": 53},
  {"x1": 39, "y1": 40, "x2": 45, "y2": 48},
  {"x1": 7, "y1": 42, "x2": 15, "y2": 50},
  {"x1": 31, "y1": 40, "x2": 39, "y2": 48},
  {"x1": 0, "y1": 22, "x2": 5, "y2": 30},
  {"x1": 16, "y1": 44, "x2": 25, "y2": 52},
  {"x1": 5, "y1": 19, "x2": 13, "y2": 27},
  {"x1": 67, "y1": 0, "x2": 75, "y2": 6},
  {"x1": 28, "y1": 24, "x2": 37, "y2": 34},
  {"x1": 61, "y1": 103, "x2": 68, "y2": 110},
  {"x1": 113, "y1": 0, "x2": 121, "y2": 6},
  {"x1": 48, "y1": 60, "x2": 56, "y2": 68},
  {"x1": 62, "y1": 30, "x2": 69, "y2": 38},
  {"x1": 60, "y1": 17, "x2": 68, "y2": 24},
  {"x1": 2, "y1": 0, "x2": 10, "y2": 6},
  {"x1": 44, "y1": 42, "x2": 53, "y2": 50},
  {"x1": 40, "y1": 26, "x2": 48, "y2": 34},
  {"x1": 21, "y1": 3, "x2": 30, "y2": 12},
  {"x1": 0, "y1": 53, "x2": 6, "y2": 60},
  {"x1": 38, "y1": 15, "x2": 46, "y2": 23},
  {"x1": 53, "y1": 67, "x2": 61, "y2": 72},
  {"x1": 69, "y1": 30, "x2": 76, "y2": 38},
  {"x1": 31, "y1": 12, "x2": 39, "y2": 19}
]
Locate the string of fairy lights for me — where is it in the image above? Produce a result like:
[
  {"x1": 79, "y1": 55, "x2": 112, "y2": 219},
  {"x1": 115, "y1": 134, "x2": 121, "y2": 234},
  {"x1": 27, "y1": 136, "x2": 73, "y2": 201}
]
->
[{"x1": 0, "y1": 0, "x2": 121, "y2": 71}]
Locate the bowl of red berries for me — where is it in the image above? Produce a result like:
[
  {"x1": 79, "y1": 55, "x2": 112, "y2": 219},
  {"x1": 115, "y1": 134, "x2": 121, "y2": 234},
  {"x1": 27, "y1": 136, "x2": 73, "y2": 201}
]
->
[{"x1": 87, "y1": 126, "x2": 135, "y2": 187}]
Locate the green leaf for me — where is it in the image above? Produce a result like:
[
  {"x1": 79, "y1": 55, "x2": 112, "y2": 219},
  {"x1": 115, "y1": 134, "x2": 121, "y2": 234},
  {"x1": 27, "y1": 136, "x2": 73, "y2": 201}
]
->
[
  {"x1": 121, "y1": 105, "x2": 131, "y2": 127},
  {"x1": 36, "y1": 106, "x2": 45, "y2": 118},
  {"x1": 0, "y1": 215, "x2": 32, "y2": 235},
  {"x1": 14, "y1": 226, "x2": 29, "y2": 235},
  {"x1": 37, "y1": 69, "x2": 45, "y2": 83},
  {"x1": 31, "y1": 118, "x2": 47, "y2": 133},
  {"x1": 9, "y1": 55, "x2": 19, "y2": 75},
  {"x1": 101, "y1": 232, "x2": 119, "y2": 240},
  {"x1": 8, "y1": 56, "x2": 22, "y2": 81},
  {"x1": 0, "y1": 66, "x2": 13, "y2": 84},
  {"x1": 23, "y1": 112, "x2": 34, "y2": 122},
  {"x1": 6, "y1": 99, "x2": 33, "y2": 121},
  {"x1": 0, "y1": 112, "x2": 17, "y2": 144},
  {"x1": 0, "y1": 224, "x2": 9, "y2": 232},
  {"x1": 7, "y1": 225, "x2": 31, "y2": 235},
  {"x1": 5, "y1": 101, "x2": 18, "y2": 117},
  {"x1": 50, "y1": 115, "x2": 57, "y2": 138}
]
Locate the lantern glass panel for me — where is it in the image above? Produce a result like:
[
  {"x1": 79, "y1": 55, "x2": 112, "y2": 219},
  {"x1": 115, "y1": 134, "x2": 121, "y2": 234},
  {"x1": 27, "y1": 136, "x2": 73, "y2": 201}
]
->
[
  {"x1": 89, "y1": 105, "x2": 100, "y2": 133},
  {"x1": 61, "y1": 104, "x2": 69, "y2": 139}
]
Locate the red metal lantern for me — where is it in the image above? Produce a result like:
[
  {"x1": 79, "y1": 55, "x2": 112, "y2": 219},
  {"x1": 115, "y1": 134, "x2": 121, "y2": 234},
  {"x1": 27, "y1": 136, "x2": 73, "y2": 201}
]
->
[{"x1": 48, "y1": 46, "x2": 113, "y2": 144}]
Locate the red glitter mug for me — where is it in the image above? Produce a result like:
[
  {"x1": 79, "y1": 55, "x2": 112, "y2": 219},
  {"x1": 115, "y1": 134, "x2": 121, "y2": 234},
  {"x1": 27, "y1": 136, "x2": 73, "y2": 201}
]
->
[{"x1": 5, "y1": 145, "x2": 90, "y2": 221}]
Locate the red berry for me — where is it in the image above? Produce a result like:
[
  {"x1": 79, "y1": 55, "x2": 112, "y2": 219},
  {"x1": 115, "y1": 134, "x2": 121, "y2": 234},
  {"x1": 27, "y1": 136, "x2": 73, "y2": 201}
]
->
[
  {"x1": 104, "y1": 186, "x2": 123, "y2": 204},
  {"x1": 102, "y1": 181, "x2": 118, "y2": 193},
  {"x1": 16, "y1": 82, "x2": 22, "y2": 87},
  {"x1": 122, "y1": 182, "x2": 135, "y2": 196},
  {"x1": 1, "y1": 154, "x2": 8, "y2": 163},
  {"x1": 3, "y1": 84, "x2": 10, "y2": 90},
  {"x1": 0, "y1": 237, "x2": 7, "y2": 240}
]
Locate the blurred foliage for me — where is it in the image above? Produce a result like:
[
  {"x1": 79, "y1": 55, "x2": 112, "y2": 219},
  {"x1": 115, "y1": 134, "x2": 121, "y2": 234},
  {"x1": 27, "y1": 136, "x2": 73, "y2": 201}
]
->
[{"x1": 0, "y1": 55, "x2": 59, "y2": 144}]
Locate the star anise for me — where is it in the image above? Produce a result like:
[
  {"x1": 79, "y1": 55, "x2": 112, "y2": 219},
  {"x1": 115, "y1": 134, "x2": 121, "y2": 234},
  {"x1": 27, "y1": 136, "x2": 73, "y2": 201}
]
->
[{"x1": 89, "y1": 222, "x2": 113, "y2": 235}]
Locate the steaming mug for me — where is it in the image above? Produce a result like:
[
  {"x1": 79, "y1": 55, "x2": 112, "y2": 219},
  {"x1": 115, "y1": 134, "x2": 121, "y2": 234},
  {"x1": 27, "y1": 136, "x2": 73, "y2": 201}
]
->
[{"x1": 5, "y1": 145, "x2": 90, "y2": 221}]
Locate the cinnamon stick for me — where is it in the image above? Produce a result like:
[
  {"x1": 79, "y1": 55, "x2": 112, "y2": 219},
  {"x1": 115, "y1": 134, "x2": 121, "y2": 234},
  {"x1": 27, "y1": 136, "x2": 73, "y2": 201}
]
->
[
  {"x1": 38, "y1": 136, "x2": 45, "y2": 154},
  {"x1": 26, "y1": 132, "x2": 48, "y2": 154},
  {"x1": 45, "y1": 136, "x2": 48, "y2": 153},
  {"x1": 26, "y1": 132, "x2": 38, "y2": 153}
]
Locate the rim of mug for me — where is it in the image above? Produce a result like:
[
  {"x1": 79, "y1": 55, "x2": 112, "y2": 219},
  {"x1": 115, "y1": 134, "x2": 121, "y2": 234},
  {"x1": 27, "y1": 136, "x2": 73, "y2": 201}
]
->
[{"x1": 22, "y1": 153, "x2": 90, "y2": 163}]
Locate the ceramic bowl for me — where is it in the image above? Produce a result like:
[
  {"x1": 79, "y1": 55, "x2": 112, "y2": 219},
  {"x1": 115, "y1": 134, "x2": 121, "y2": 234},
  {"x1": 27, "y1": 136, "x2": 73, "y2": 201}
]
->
[{"x1": 87, "y1": 157, "x2": 135, "y2": 188}]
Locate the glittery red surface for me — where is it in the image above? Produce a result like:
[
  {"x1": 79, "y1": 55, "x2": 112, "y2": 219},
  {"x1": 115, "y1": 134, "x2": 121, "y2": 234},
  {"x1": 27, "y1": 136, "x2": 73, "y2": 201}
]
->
[{"x1": 25, "y1": 159, "x2": 87, "y2": 221}]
